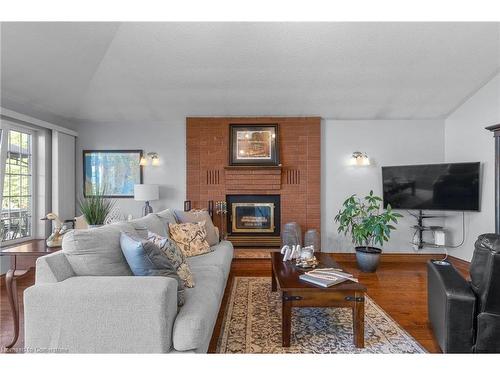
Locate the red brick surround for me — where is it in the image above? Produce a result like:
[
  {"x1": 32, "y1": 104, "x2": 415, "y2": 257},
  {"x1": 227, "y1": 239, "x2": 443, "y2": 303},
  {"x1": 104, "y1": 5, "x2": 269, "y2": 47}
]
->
[{"x1": 186, "y1": 117, "x2": 321, "y2": 242}]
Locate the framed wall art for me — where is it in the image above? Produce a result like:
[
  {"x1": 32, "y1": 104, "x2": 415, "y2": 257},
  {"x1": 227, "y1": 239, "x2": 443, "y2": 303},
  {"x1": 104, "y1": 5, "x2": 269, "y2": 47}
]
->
[
  {"x1": 83, "y1": 150, "x2": 143, "y2": 197},
  {"x1": 229, "y1": 124, "x2": 279, "y2": 166}
]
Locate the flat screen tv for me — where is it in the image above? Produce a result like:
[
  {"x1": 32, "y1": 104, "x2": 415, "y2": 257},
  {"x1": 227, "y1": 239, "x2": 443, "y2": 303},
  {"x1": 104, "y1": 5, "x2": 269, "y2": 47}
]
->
[{"x1": 382, "y1": 162, "x2": 480, "y2": 211}]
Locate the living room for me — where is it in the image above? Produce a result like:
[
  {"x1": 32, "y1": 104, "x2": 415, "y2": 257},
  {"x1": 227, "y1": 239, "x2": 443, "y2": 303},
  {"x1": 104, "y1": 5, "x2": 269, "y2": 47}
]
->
[{"x1": 1, "y1": 1, "x2": 499, "y2": 373}]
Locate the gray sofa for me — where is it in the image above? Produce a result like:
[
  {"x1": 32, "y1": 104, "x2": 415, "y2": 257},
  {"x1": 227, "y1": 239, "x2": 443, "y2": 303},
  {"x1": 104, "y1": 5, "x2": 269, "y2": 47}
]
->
[{"x1": 23, "y1": 210, "x2": 233, "y2": 353}]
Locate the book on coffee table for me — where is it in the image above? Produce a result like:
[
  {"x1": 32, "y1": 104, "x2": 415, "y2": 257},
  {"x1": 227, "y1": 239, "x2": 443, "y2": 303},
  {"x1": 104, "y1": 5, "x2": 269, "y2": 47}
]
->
[
  {"x1": 310, "y1": 268, "x2": 358, "y2": 281},
  {"x1": 299, "y1": 273, "x2": 347, "y2": 287},
  {"x1": 299, "y1": 267, "x2": 359, "y2": 287}
]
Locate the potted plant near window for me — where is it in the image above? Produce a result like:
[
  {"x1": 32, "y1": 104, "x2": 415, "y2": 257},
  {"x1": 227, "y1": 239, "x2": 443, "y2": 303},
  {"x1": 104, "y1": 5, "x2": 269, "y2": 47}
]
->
[
  {"x1": 78, "y1": 187, "x2": 115, "y2": 228},
  {"x1": 334, "y1": 191, "x2": 402, "y2": 272}
]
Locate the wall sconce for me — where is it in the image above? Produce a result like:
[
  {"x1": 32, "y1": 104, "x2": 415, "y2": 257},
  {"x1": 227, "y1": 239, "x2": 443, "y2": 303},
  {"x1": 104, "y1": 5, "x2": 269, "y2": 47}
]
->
[
  {"x1": 140, "y1": 152, "x2": 160, "y2": 166},
  {"x1": 350, "y1": 151, "x2": 370, "y2": 166}
]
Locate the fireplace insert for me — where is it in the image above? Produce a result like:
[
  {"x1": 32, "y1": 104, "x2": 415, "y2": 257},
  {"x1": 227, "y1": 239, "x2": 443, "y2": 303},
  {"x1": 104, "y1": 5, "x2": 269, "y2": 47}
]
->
[{"x1": 227, "y1": 195, "x2": 280, "y2": 236}]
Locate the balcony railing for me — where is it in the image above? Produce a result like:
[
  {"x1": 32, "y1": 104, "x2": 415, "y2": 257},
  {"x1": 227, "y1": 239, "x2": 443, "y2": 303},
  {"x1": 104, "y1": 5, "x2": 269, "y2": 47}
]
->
[{"x1": 1, "y1": 209, "x2": 31, "y2": 241}]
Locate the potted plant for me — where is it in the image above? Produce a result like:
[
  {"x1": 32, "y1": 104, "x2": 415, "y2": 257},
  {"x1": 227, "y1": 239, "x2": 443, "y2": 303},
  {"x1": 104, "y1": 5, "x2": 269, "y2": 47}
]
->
[
  {"x1": 334, "y1": 190, "x2": 402, "y2": 272},
  {"x1": 78, "y1": 187, "x2": 115, "y2": 228}
]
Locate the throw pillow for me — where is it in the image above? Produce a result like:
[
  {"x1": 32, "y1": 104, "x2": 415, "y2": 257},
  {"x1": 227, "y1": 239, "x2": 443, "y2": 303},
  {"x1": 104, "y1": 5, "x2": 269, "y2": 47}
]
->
[
  {"x1": 148, "y1": 231, "x2": 195, "y2": 288},
  {"x1": 129, "y1": 213, "x2": 169, "y2": 237},
  {"x1": 168, "y1": 221, "x2": 212, "y2": 258},
  {"x1": 156, "y1": 208, "x2": 177, "y2": 228},
  {"x1": 62, "y1": 221, "x2": 136, "y2": 276},
  {"x1": 174, "y1": 209, "x2": 220, "y2": 246},
  {"x1": 120, "y1": 232, "x2": 185, "y2": 306}
]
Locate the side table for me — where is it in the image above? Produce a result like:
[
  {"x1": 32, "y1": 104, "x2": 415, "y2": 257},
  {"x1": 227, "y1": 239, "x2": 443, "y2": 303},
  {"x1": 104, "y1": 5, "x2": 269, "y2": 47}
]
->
[{"x1": 0, "y1": 240, "x2": 61, "y2": 348}]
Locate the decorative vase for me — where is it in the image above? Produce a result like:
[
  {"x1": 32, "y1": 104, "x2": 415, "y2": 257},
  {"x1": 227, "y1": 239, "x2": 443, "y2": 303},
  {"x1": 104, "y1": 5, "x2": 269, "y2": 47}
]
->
[
  {"x1": 304, "y1": 229, "x2": 321, "y2": 251},
  {"x1": 355, "y1": 246, "x2": 382, "y2": 272},
  {"x1": 282, "y1": 222, "x2": 302, "y2": 247}
]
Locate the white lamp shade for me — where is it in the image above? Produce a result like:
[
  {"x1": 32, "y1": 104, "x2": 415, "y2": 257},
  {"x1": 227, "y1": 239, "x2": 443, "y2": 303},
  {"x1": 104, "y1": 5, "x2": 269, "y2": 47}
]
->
[{"x1": 134, "y1": 184, "x2": 159, "y2": 201}]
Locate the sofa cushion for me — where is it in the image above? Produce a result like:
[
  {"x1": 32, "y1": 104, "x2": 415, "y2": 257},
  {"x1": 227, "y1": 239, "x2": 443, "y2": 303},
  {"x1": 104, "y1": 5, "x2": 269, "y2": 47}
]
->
[
  {"x1": 174, "y1": 209, "x2": 219, "y2": 246},
  {"x1": 62, "y1": 222, "x2": 135, "y2": 276},
  {"x1": 120, "y1": 232, "x2": 184, "y2": 306},
  {"x1": 168, "y1": 221, "x2": 211, "y2": 257},
  {"x1": 187, "y1": 240, "x2": 233, "y2": 279},
  {"x1": 172, "y1": 266, "x2": 226, "y2": 352},
  {"x1": 129, "y1": 214, "x2": 168, "y2": 237},
  {"x1": 156, "y1": 209, "x2": 177, "y2": 228},
  {"x1": 148, "y1": 231, "x2": 195, "y2": 288}
]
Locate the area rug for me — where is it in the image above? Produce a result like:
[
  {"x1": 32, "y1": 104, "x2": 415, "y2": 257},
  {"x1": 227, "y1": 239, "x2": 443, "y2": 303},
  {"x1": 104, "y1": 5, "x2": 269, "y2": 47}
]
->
[{"x1": 216, "y1": 277, "x2": 426, "y2": 353}]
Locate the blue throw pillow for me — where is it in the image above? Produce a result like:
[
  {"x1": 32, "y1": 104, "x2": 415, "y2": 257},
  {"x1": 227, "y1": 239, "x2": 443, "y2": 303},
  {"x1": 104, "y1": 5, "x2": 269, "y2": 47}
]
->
[{"x1": 120, "y1": 231, "x2": 184, "y2": 305}]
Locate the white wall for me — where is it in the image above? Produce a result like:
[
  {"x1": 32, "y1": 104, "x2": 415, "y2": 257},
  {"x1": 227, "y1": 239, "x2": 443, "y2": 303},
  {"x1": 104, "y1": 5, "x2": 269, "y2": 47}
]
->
[
  {"x1": 73, "y1": 120, "x2": 186, "y2": 218},
  {"x1": 444, "y1": 73, "x2": 500, "y2": 261},
  {"x1": 321, "y1": 119, "x2": 446, "y2": 253}
]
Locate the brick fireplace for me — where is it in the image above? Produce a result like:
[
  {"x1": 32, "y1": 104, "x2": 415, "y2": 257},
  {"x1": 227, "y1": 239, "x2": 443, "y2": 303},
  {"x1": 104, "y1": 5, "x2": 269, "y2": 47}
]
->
[{"x1": 186, "y1": 117, "x2": 321, "y2": 247}]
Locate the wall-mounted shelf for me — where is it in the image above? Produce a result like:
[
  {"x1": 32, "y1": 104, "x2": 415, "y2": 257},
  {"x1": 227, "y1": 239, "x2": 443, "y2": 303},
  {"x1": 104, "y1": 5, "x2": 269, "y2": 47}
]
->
[{"x1": 412, "y1": 210, "x2": 445, "y2": 249}]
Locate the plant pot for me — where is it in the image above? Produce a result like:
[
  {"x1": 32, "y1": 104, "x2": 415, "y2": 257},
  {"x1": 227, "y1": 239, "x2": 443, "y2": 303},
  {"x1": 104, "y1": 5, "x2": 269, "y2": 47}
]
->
[
  {"x1": 88, "y1": 224, "x2": 104, "y2": 229},
  {"x1": 355, "y1": 246, "x2": 382, "y2": 272}
]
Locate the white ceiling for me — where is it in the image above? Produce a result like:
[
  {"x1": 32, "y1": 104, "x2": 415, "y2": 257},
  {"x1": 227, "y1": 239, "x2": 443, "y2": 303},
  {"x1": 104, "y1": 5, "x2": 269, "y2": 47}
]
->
[{"x1": 1, "y1": 22, "x2": 500, "y2": 125}]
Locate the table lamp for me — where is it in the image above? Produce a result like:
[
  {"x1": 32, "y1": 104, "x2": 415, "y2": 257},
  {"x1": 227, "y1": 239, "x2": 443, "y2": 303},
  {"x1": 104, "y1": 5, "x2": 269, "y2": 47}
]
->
[{"x1": 134, "y1": 184, "x2": 159, "y2": 216}]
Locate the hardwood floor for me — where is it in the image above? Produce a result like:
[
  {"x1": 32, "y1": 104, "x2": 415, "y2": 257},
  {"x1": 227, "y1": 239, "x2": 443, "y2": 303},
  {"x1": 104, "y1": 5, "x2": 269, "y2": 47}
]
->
[{"x1": 0, "y1": 254, "x2": 469, "y2": 353}]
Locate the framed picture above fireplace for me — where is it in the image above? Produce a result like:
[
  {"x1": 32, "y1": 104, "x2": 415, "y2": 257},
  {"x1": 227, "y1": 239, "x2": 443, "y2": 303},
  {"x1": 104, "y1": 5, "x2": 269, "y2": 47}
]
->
[{"x1": 229, "y1": 124, "x2": 279, "y2": 166}]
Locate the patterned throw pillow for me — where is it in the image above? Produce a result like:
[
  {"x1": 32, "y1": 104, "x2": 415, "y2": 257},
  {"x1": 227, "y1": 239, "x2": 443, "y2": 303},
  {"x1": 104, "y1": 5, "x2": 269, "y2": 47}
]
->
[
  {"x1": 168, "y1": 221, "x2": 212, "y2": 257},
  {"x1": 147, "y1": 231, "x2": 195, "y2": 288},
  {"x1": 174, "y1": 209, "x2": 220, "y2": 246},
  {"x1": 120, "y1": 232, "x2": 185, "y2": 306}
]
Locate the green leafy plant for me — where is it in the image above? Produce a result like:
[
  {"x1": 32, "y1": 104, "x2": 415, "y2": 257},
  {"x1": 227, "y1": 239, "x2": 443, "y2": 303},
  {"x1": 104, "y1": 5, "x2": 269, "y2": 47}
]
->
[
  {"x1": 334, "y1": 190, "x2": 402, "y2": 249},
  {"x1": 78, "y1": 187, "x2": 115, "y2": 226}
]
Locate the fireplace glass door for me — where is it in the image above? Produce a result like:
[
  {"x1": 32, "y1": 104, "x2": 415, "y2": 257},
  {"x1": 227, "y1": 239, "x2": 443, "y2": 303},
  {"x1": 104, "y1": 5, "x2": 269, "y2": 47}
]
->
[{"x1": 231, "y1": 203, "x2": 275, "y2": 233}]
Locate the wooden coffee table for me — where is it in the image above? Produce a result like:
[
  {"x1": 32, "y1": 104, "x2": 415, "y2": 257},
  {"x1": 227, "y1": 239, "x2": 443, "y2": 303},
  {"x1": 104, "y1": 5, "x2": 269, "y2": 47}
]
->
[{"x1": 271, "y1": 252, "x2": 367, "y2": 348}]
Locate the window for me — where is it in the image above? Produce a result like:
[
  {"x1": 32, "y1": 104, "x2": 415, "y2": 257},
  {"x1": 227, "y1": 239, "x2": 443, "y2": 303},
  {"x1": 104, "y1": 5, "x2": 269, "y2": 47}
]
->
[{"x1": 0, "y1": 125, "x2": 36, "y2": 244}]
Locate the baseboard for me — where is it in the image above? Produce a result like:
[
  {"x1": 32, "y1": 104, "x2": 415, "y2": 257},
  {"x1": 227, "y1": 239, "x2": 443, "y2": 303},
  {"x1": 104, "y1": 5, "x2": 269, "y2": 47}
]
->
[
  {"x1": 331, "y1": 252, "x2": 446, "y2": 263},
  {"x1": 447, "y1": 255, "x2": 471, "y2": 269},
  {"x1": 331, "y1": 252, "x2": 470, "y2": 273}
]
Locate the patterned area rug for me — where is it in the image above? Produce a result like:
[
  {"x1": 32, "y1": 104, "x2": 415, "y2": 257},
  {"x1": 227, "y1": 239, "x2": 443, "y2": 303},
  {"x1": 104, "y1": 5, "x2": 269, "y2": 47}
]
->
[{"x1": 216, "y1": 277, "x2": 426, "y2": 353}]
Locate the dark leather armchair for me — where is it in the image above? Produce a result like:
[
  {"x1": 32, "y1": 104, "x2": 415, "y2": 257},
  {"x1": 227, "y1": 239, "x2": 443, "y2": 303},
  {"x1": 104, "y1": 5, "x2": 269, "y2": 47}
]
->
[{"x1": 427, "y1": 233, "x2": 500, "y2": 353}]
